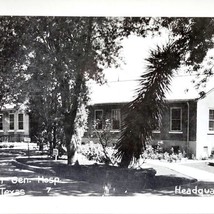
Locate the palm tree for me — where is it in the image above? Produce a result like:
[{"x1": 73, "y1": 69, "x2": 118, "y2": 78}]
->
[{"x1": 115, "y1": 42, "x2": 182, "y2": 167}]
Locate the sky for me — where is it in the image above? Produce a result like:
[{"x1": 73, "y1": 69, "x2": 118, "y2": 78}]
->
[
  {"x1": 103, "y1": 31, "x2": 170, "y2": 82},
  {"x1": 89, "y1": 31, "x2": 214, "y2": 104}
]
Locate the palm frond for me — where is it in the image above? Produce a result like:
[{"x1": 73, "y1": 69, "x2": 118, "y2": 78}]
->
[{"x1": 115, "y1": 41, "x2": 182, "y2": 167}]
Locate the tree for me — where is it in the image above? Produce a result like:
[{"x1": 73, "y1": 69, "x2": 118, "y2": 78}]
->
[
  {"x1": 0, "y1": 17, "x2": 28, "y2": 108},
  {"x1": 9, "y1": 16, "x2": 154, "y2": 164},
  {"x1": 2, "y1": 16, "x2": 156, "y2": 164},
  {"x1": 116, "y1": 18, "x2": 214, "y2": 167},
  {"x1": 19, "y1": 17, "x2": 124, "y2": 164}
]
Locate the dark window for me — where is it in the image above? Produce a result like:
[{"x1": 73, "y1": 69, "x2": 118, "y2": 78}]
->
[
  {"x1": 9, "y1": 114, "x2": 14, "y2": 130},
  {"x1": 18, "y1": 114, "x2": 24, "y2": 130},
  {"x1": 94, "y1": 110, "x2": 103, "y2": 130},
  {"x1": 111, "y1": 109, "x2": 121, "y2": 130},
  {"x1": 170, "y1": 108, "x2": 182, "y2": 131},
  {"x1": 0, "y1": 114, "x2": 3, "y2": 130},
  {"x1": 209, "y1": 109, "x2": 214, "y2": 131}
]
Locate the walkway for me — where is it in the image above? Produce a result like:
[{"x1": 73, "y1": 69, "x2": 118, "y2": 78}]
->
[{"x1": 146, "y1": 159, "x2": 214, "y2": 182}]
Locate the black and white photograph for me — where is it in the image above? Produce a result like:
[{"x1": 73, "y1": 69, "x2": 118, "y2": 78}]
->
[{"x1": 1, "y1": 0, "x2": 214, "y2": 213}]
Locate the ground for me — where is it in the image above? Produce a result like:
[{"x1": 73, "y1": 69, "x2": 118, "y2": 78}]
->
[{"x1": 0, "y1": 148, "x2": 214, "y2": 196}]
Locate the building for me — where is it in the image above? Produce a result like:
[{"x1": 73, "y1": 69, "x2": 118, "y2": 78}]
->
[
  {"x1": 84, "y1": 75, "x2": 214, "y2": 159},
  {"x1": 0, "y1": 104, "x2": 30, "y2": 142}
]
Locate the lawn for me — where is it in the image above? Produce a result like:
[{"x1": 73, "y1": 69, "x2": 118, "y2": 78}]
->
[{"x1": 14, "y1": 156, "x2": 197, "y2": 196}]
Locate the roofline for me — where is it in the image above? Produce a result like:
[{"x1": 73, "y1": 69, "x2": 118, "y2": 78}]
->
[
  {"x1": 196, "y1": 87, "x2": 214, "y2": 101},
  {"x1": 165, "y1": 98, "x2": 197, "y2": 103},
  {"x1": 89, "y1": 101, "x2": 129, "y2": 106},
  {"x1": 89, "y1": 98, "x2": 197, "y2": 106}
]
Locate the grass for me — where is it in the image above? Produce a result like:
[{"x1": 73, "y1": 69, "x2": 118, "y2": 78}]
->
[{"x1": 15, "y1": 156, "x2": 197, "y2": 196}]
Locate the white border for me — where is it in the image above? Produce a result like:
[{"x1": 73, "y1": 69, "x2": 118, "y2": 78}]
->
[
  {"x1": 0, "y1": 0, "x2": 213, "y2": 17},
  {"x1": 1, "y1": 1, "x2": 214, "y2": 214}
]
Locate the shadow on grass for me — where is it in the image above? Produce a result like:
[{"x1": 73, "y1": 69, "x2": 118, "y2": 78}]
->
[{"x1": 10, "y1": 157, "x2": 202, "y2": 196}]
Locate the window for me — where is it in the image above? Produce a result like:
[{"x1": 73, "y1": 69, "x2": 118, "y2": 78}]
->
[
  {"x1": 94, "y1": 110, "x2": 103, "y2": 130},
  {"x1": 111, "y1": 109, "x2": 121, "y2": 130},
  {"x1": 209, "y1": 109, "x2": 214, "y2": 131},
  {"x1": 0, "y1": 114, "x2": 3, "y2": 130},
  {"x1": 170, "y1": 107, "x2": 182, "y2": 131},
  {"x1": 18, "y1": 113, "x2": 24, "y2": 130},
  {"x1": 9, "y1": 114, "x2": 14, "y2": 130}
]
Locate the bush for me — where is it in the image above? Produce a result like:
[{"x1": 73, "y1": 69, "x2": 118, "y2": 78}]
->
[
  {"x1": 141, "y1": 144, "x2": 184, "y2": 162},
  {"x1": 80, "y1": 141, "x2": 117, "y2": 164}
]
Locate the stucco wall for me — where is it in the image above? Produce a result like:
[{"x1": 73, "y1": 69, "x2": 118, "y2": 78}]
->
[{"x1": 196, "y1": 89, "x2": 214, "y2": 159}]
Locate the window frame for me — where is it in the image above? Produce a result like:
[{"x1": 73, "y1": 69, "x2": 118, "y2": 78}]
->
[
  {"x1": 111, "y1": 109, "x2": 121, "y2": 131},
  {"x1": 94, "y1": 109, "x2": 103, "y2": 130},
  {"x1": 18, "y1": 113, "x2": 24, "y2": 131},
  {"x1": 0, "y1": 114, "x2": 3, "y2": 131},
  {"x1": 209, "y1": 109, "x2": 214, "y2": 131},
  {"x1": 9, "y1": 113, "x2": 15, "y2": 131},
  {"x1": 170, "y1": 107, "x2": 182, "y2": 133}
]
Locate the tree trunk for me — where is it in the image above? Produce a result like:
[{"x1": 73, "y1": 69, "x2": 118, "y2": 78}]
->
[
  {"x1": 47, "y1": 128, "x2": 53, "y2": 156},
  {"x1": 64, "y1": 117, "x2": 76, "y2": 165},
  {"x1": 53, "y1": 123, "x2": 57, "y2": 149},
  {"x1": 60, "y1": 19, "x2": 93, "y2": 165},
  {"x1": 62, "y1": 72, "x2": 83, "y2": 165}
]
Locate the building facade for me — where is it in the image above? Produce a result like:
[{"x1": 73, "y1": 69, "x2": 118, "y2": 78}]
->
[
  {"x1": 85, "y1": 77, "x2": 214, "y2": 159},
  {"x1": 0, "y1": 106, "x2": 29, "y2": 142}
]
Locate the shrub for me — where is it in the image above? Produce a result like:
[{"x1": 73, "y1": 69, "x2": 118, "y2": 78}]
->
[
  {"x1": 80, "y1": 141, "x2": 117, "y2": 164},
  {"x1": 141, "y1": 144, "x2": 184, "y2": 162}
]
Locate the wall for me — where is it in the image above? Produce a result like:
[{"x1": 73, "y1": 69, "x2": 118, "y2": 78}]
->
[
  {"x1": 84, "y1": 100, "x2": 198, "y2": 157},
  {"x1": 83, "y1": 103, "x2": 127, "y2": 145},
  {"x1": 0, "y1": 109, "x2": 29, "y2": 142},
  {"x1": 151, "y1": 100, "x2": 197, "y2": 156},
  {"x1": 196, "y1": 89, "x2": 214, "y2": 159}
]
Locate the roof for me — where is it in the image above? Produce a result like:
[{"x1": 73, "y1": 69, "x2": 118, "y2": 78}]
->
[
  {"x1": 88, "y1": 75, "x2": 214, "y2": 105},
  {"x1": 88, "y1": 80, "x2": 138, "y2": 105}
]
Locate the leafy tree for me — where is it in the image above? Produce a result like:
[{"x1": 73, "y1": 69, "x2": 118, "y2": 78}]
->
[
  {"x1": 116, "y1": 18, "x2": 214, "y2": 167},
  {"x1": 0, "y1": 17, "x2": 28, "y2": 107},
  {"x1": 20, "y1": 17, "x2": 125, "y2": 164},
  {"x1": 2, "y1": 16, "x2": 152, "y2": 164},
  {"x1": 20, "y1": 17, "x2": 160, "y2": 164}
]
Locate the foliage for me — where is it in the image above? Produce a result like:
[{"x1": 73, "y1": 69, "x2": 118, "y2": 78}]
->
[
  {"x1": 0, "y1": 17, "x2": 27, "y2": 107},
  {"x1": 0, "y1": 17, "x2": 131, "y2": 164},
  {"x1": 80, "y1": 141, "x2": 117, "y2": 164},
  {"x1": 93, "y1": 119, "x2": 118, "y2": 165},
  {"x1": 116, "y1": 41, "x2": 182, "y2": 167},
  {"x1": 141, "y1": 144, "x2": 184, "y2": 163}
]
